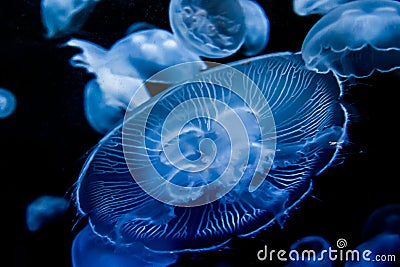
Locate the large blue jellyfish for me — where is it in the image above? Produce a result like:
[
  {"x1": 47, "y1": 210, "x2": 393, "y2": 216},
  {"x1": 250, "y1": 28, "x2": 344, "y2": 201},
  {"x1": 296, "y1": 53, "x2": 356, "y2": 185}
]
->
[
  {"x1": 239, "y1": 0, "x2": 270, "y2": 56},
  {"x1": 0, "y1": 88, "x2": 17, "y2": 118},
  {"x1": 169, "y1": 0, "x2": 246, "y2": 58},
  {"x1": 41, "y1": 0, "x2": 100, "y2": 38},
  {"x1": 66, "y1": 28, "x2": 207, "y2": 134},
  {"x1": 301, "y1": 0, "x2": 400, "y2": 78},
  {"x1": 72, "y1": 51, "x2": 347, "y2": 261}
]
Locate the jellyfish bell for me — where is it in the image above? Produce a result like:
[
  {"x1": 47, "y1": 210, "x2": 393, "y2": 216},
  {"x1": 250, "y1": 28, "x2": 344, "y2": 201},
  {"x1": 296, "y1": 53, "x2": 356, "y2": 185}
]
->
[
  {"x1": 239, "y1": 0, "x2": 270, "y2": 56},
  {"x1": 169, "y1": 0, "x2": 246, "y2": 58},
  {"x1": 293, "y1": 0, "x2": 353, "y2": 16},
  {"x1": 301, "y1": 0, "x2": 400, "y2": 79},
  {"x1": 0, "y1": 88, "x2": 17, "y2": 119},
  {"x1": 74, "y1": 52, "x2": 347, "y2": 253},
  {"x1": 361, "y1": 204, "x2": 400, "y2": 241},
  {"x1": 40, "y1": 0, "x2": 100, "y2": 38}
]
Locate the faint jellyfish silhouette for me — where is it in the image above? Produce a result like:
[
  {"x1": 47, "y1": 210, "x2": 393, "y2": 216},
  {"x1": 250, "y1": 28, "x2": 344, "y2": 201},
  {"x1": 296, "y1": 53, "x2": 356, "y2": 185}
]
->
[
  {"x1": 362, "y1": 204, "x2": 400, "y2": 240},
  {"x1": 73, "y1": 52, "x2": 347, "y2": 256},
  {"x1": 344, "y1": 233, "x2": 400, "y2": 267},
  {"x1": 0, "y1": 88, "x2": 17, "y2": 118},
  {"x1": 239, "y1": 0, "x2": 270, "y2": 56},
  {"x1": 301, "y1": 0, "x2": 400, "y2": 78},
  {"x1": 66, "y1": 28, "x2": 207, "y2": 134},
  {"x1": 72, "y1": 225, "x2": 178, "y2": 267},
  {"x1": 293, "y1": 0, "x2": 354, "y2": 16},
  {"x1": 284, "y1": 236, "x2": 333, "y2": 267},
  {"x1": 169, "y1": 0, "x2": 246, "y2": 58},
  {"x1": 41, "y1": 0, "x2": 100, "y2": 38},
  {"x1": 26, "y1": 195, "x2": 69, "y2": 232},
  {"x1": 125, "y1": 21, "x2": 157, "y2": 35}
]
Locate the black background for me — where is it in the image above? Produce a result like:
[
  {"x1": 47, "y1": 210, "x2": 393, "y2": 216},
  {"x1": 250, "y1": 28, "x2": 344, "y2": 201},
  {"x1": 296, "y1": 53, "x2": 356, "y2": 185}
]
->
[{"x1": 1, "y1": 0, "x2": 399, "y2": 266}]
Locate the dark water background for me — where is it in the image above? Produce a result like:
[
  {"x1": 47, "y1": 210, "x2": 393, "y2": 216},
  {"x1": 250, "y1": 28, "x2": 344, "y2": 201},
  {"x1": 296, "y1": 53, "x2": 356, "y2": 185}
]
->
[{"x1": 1, "y1": 0, "x2": 399, "y2": 266}]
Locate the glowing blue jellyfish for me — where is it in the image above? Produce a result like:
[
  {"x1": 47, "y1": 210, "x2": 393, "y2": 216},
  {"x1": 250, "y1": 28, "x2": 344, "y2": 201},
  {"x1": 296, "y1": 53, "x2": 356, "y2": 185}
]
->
[
  {"x1": 0, "y1": 88, "x2": 17, "y2": 118},
  {"x1": 73, "y1": 52, "x2": 347, "y2": 259},
  {"x1": 301, "y1": 0, "x2": 400, "y2": 78},
  {"x1": 284, "y1": 236, "x2": 333, "y2": 267},
  {"x1": 344, "y1": 233, "x2": 400, "y2": 267},
  {"x1": 293, "y1": 0, "x2": 354, "y2": 16},
  {"x1": 239, "y1": 0, "x2": 270, "y2": 56},
  {"x1": 169, "y1": 0, "x2": 246, "y2": 58},
  {"x1": 26, "y1": 195, "x2": 69, "y2": 232},
  {"x1": 125, "y1": 21, "x2": 156, "y2": 36},
  {"x1": 41, "y1": 0, "x2": 100, "y2": 38},
  {"x1": 362, "y1": 204, "x2": 400, "y2": 240},
  {"x1": 67, "y1": 28, "x2": 207, "y2": 134},
  {"x1": 72, "y1": 225, "x2": 178, "y2": 267}
]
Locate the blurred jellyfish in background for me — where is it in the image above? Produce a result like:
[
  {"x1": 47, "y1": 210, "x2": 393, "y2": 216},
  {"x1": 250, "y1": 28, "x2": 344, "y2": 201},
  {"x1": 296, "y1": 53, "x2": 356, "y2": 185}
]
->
[
  {"x1": 362, "y1": 204, "x2": 400, "y2": 240},
  {"x1": 301, "y1": 0, "x2": 400, "y2": 79},
  {"x1": 26, "y1": 195, "x2": 69, "y2": 232},
  {"x1": 344, "y1": 204, "x2": 400, "y2": 267},
  {"x1": 71, "y1": 52, "x2": 347, "y2": 265},
  {"x1": 72, "y1": 225, "x2": 178, "y2": 267},
  {"x1": 125, "y1": 21, "x2": 157, "y2": 36},
  {"x1": 239, "y1": 0, "x2": 270, "y2": 56},
  {"x1": 41, "y1": 0, "x2": 100, "y2": 38},
  {"x1": 169, "y1": 0, "x2": 246, "y2": 58},
  {"x1": 0, "y1": 88, "x2": 17, "y2": 119},
  {"x1": 66, "y1": 28, "x2": 207, "y2": 134},
  {"x1": 284, "y1": 236, "x2": 333, "y2": 267},
  {"x1": 292, "y1": 0, "x2": 353, "y2": 16}
]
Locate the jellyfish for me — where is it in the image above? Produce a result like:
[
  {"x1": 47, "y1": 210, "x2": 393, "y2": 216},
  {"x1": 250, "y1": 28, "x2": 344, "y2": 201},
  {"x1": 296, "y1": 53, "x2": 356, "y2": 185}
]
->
[
  {"x1": 168, "y1": 0, "x2": 246, "y2": 58},
  {"x1": 26, "y1": 195, "x2": 69, "y2": 232},
  {"x1": 72, "y1": 51, "x2": 347, "y2": 260},
  {"x1": 344, "y1": 233, "x2": 400, "y2": 267},
  {"x1": 301, "y1": 0, "x2": 400, "y2": 78},
  {"x1": 125, "y1": 21, "x2": 157, "y2": 36},
  {"x1": 292, "y1": 0, "x2": 354, "y2": 16},
  {"x1": 239, "y1": 0, "x2": 270, "y2": 56},
  {"x1": 72, "y1": 225, "x2": 178, "y2": 267},
  {"x1": 0, "y1": 88, "x2": 17, "y2": 118},
  {"x1": 362, "y1": 204, "x2": 400, "y2": 240},
  {"x1": 66, "y1": 28, "x2": 207, "y2": 134},
  {"x1": 284, "y1": 236, "x2": 333, "y2": 267},
  {"x1": 40, "y1": 0, "x2": 100, "y2": 38}
]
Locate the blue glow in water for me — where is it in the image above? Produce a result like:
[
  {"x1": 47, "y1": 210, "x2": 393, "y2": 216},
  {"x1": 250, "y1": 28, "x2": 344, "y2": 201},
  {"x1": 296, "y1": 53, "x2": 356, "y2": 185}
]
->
[
  {"x1": 72, "y1": 225, "x2": 178, "y2": 267},
  {"x1": 0, "y1": 88, "x2": 17, "y2": 119},
  {"x1": 26, "y1": 195, "x2": 69, "y2": 232},
  {"x1": 73, "y1": 52, "x2": 347, "y2": 255},
  {"x1": 284, "y1": 236, "x2": 333, "y2": 267},
  {"x1": 239, "y1": 0, "x2": 270, "y2": 56},
  {"x1": 40, "y1": 0, "x2": 99, "y2": 38},
  {"x1": 362, "y1": 204, "x2": 400, "y2": 240},
  {"x1": 169, "y1": 0, "x2": 246, "y2": 58},
  {"x1": 301, "y1": 0, "x2": 400, "y2": 78},
  {"x1": 67, "y1": 28, "x2": 207, "y2": 134}
]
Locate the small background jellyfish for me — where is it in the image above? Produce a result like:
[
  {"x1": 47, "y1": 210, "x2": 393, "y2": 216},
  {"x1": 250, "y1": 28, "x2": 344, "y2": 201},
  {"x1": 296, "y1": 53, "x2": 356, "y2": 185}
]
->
[
  {"x1": 0, "y1": 87, "x2": 17, "y2": 118},
  {"x1": 284, "y1": 236, "x2": 333, "y2": 267},
  {"x1": 168, "y1": 0, "x2": 247, "y2": 58},
  {"x1": 344, "y1": 204, "x2": 400, "y2": 267},
  {"x1": 301, "y1": 0, "x2": 400, "y2": 79},
  {"x1": 41, "y1": 0, "x2": 100, "y2": 38},
  {"x1": 26, "y1": 195, "x2": 69, "y2": 232},
  {"x1": 66, "y1": 28, "x2": 207, "y2": 134},
  {"x1": 239, "y1": 0, "x2": 270, "y2": 56}
]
